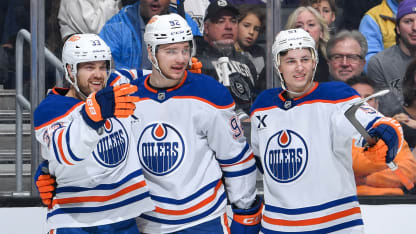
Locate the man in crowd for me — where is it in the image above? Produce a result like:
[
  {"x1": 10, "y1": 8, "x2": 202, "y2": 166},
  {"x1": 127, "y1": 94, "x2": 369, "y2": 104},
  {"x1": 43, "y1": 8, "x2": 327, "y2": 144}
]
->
[
  {"x1": 367, "y1": 0, "x2": 416, "y2": 116},
  {"x1": 195, "y1": 0, "x2": 261, "y2": 119},
  {"x1": 359, "y1": 0, "x2": 401, "y2": 71},
  {"x1": 327, "y1": 30, "x2": 367, "y2": 82}
]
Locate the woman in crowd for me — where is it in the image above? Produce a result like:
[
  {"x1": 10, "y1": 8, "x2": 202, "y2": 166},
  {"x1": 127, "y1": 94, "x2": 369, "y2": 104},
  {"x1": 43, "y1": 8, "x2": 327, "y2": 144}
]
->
[{"x1": 301, "y1": 0, "x2": 337, "y2": 35}]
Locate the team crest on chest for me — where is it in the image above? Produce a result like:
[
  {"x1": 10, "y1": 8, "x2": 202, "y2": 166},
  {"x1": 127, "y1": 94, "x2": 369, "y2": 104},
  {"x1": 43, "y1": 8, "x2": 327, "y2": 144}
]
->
[
  {"x1": 137, "y1": 123, "x2": 185, "y2": 176},
  {"x1": 93, "y1": 119, "x2": 129, "y2": 168},
  {"x1": 264, "y1": 129, "x2": 308, "y2": 183}
]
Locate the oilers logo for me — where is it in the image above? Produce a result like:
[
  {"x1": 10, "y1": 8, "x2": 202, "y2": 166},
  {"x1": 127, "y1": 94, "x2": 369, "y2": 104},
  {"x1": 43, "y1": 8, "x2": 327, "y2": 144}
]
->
[
  {"x1": 92, "y1": 119, "x2": 129, "y2": 168},
  {"x1": 264, "y1": 130, "x2": 308, "y2": 183},
  {"x1": 138, "y1": 123, "x2": 185, "y2": 176}
]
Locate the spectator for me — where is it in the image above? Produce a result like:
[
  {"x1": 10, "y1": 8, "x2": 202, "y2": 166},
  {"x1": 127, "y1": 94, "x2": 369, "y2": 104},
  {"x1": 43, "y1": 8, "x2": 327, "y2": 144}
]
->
[
  {"x1": 346, "y1": 75, "x2": 379, "y2": 109},
  {"x1": 367, "y1": 0, "x2": 416, "y2": 117},
  {"x1": 327, "y1": 30, "x2": 367, "y2": 82},
  {"x1": 182, "y1": 0, "x2": 210, "y2": 34},
  {"x1": 235, "y1": 4, "x2": 266, "y2": 83},
  {"x1": 99, "y1": 0, "x2": 201, "y2": 70},
  {"x1": 359, "y1": 0, "x2": 400, "y2": 71},
  {"x1": 341, "y1": 0, "x2": 381, "y2": 30},
  {"x1": 392, "y1": 59, "x2": 416, "y2": 149},
  {"x1": 196, "y1": 0, "x2": 260, "y2": 119},
  {"x1": 346, "y1": 75, "x2": 416, "y2": 195},
  {"x1": 58, "y1": 0, "x2": 122, "y2": 42},
  {"x1": 300, "y1": 0, "x2": 337, "y2": 35},
  {"x1": 286, "y1": 6, "x2": 331, "y2": 82}
]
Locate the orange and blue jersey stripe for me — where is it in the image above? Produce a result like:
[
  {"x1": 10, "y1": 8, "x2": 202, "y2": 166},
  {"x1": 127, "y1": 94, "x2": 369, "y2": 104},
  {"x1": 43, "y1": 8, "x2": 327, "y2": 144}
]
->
[
  {"x1": 217, "y1": 143, "x2": 257, "y2": 178},
  {"x1": 47, "y1": 169, "x2": 149, "y2": 219},
  {"x1": 261, "y1": 195, "x2": 363, "y2": 233},
  {"x1": 140, "y1": 179, "x2": 226, "y2": 225},
  {"x1": 250, "y1": 81, "x2": 361, "y2": 115}
]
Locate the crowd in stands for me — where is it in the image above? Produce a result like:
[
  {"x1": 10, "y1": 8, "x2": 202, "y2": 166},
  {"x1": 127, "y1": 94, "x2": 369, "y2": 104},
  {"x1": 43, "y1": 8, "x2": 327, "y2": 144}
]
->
[{"x1": 3, "y1": 0, "x2": 416, "y2": 196}]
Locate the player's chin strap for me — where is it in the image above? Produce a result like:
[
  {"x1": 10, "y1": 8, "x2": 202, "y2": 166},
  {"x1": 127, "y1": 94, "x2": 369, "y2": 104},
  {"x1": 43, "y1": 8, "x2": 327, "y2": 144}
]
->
[
  {"x1": 276, "y1": 55, "x2": 317, "y2": 98},
  {"x1": 278, "y1": 69, "x2": 316, "y2": 98},
  {"x1": 65, "y1": 73, "x2": 88, "y2": 100}
]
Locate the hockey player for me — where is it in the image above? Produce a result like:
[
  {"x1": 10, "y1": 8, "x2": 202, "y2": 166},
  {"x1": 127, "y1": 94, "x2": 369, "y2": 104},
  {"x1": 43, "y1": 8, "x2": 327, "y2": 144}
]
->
[
  {"x1": 250, "y1": 28, "x2": 404, "y2": 233},
  {"x1": 127, "y1": 13, "x2": 262, "y2": 233},
  {"x1": 33, "y1": 34, "x2": 154, "y2": 233}
]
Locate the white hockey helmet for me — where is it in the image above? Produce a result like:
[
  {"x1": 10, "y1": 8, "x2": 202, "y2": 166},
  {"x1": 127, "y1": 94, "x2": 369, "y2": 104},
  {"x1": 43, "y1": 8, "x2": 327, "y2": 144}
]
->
[
  {"x1": 144, "y1": 13, "x2": 195, "y2": 71},
  {"x1": 272, "y1": 29, "x2": 318, "y2": 94},
  {"x1": 62, "y1": 34, "x2": 112, "y2": 97}
]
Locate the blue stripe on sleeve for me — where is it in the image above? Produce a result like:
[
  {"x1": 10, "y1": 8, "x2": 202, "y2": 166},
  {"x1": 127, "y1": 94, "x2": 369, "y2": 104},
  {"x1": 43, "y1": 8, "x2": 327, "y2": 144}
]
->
[
  {"x1": 65, "y1": 122, "x2": 83, "y2": 162},
  {"x1": 217, "y1": 143, "x2": 250, "y2": 165},
  {"x1": 150, "y1": 180, "x2": 220, "y2": 205},
  {"x1": 222, "y1": 164, "x2": 256, "y2": 178},
  {"x1": 52, "y1": 129, "x2": 62, "y2": 164}
]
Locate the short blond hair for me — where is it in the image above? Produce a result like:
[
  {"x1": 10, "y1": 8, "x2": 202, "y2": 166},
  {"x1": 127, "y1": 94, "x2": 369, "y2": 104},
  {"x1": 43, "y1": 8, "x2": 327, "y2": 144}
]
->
[{"x1": 285, "y1": 6, "x2": 330, "y2": 59}]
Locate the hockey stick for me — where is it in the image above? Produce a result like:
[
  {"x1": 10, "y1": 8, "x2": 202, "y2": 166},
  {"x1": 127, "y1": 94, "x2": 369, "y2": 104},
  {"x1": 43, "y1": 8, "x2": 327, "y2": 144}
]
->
[{"x1": 345, "y1": 89, "x2": 414, "y2": 191}]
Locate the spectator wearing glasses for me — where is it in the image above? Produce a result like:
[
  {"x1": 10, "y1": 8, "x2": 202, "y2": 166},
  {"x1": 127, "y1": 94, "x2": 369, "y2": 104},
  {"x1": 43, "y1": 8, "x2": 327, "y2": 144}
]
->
[
  {"x1": 367, "y1": 0, "x2": 416, "y2": 117},
  {"x1": 327, "y1": 30, "x2": 367, "y2": 82}
]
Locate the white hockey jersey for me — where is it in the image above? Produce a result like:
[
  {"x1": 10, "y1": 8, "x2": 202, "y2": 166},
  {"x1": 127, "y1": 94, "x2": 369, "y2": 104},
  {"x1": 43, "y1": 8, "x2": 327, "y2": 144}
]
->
[
  {"x1": 250, "y1": 82, "x2": 387, "y2": 233},
  {"x1": 114, "y1": 71, "x2": 257, "y2": 233},
  {"x1": 34, "y1": 88, "x2": 154, "y2": 230}
]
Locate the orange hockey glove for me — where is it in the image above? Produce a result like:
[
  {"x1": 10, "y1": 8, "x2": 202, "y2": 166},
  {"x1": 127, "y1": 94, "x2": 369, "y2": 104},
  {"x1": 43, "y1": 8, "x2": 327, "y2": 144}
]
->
[
  {"x1": 36, "y1": 174, "x2": 55, "y2": 206},
  {"x1": 82, "y1": 84, "x2": 139, "y2": 129},
  {"x1": 187, "y1": 57, "x2": 202, "y2": 74},
  {"x1": 364, "y1": 139, "x2": 388, "y2": 164},
  {"x1": 34, "y1": 161, "x2": 55, "y2": 207}
]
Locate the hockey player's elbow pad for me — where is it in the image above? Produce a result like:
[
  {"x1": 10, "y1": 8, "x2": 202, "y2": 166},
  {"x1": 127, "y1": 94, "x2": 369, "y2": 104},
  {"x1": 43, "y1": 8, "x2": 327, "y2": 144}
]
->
[
  {"x1": 230, "y1": 196, "x2": 263, "y2": 234},
  {"x1": 368, "y1": 118, "x2": 403, "y2": 163},
  {"x1": 81, "y1": 84, "x2": 139, "y2": 129}
]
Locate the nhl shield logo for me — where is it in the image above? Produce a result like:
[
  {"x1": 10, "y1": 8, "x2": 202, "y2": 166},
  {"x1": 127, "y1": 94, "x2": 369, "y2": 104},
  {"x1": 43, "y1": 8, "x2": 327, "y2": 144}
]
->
[
  {"x1": 264, "y1": 130, "x2": 308, "y2": 183},
  {"x1": 138, "y1": 123, "x2": 185, "y2": 176},
  {"x1": 93, "y1": 119, "x2": 129, "y2": 168}
]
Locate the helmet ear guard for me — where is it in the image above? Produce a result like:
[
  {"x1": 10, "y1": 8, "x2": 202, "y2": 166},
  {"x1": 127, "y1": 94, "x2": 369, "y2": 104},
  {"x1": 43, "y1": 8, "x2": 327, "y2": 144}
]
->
[{"x1": 61, "y1": 34, "x2": 112, "y2": 97}]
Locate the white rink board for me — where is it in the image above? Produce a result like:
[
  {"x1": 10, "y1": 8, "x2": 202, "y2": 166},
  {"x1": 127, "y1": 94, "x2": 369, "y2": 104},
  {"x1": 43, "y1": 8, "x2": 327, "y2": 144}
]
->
[{"x1": 0, "y1": 205, "x2": 414, "y2": 233}]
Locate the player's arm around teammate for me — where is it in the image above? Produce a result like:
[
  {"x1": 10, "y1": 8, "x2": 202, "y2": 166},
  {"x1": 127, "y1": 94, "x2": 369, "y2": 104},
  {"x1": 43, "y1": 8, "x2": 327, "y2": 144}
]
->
[{"x1": 34, "y1": 34, "x2": 154, "y2": 233}]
